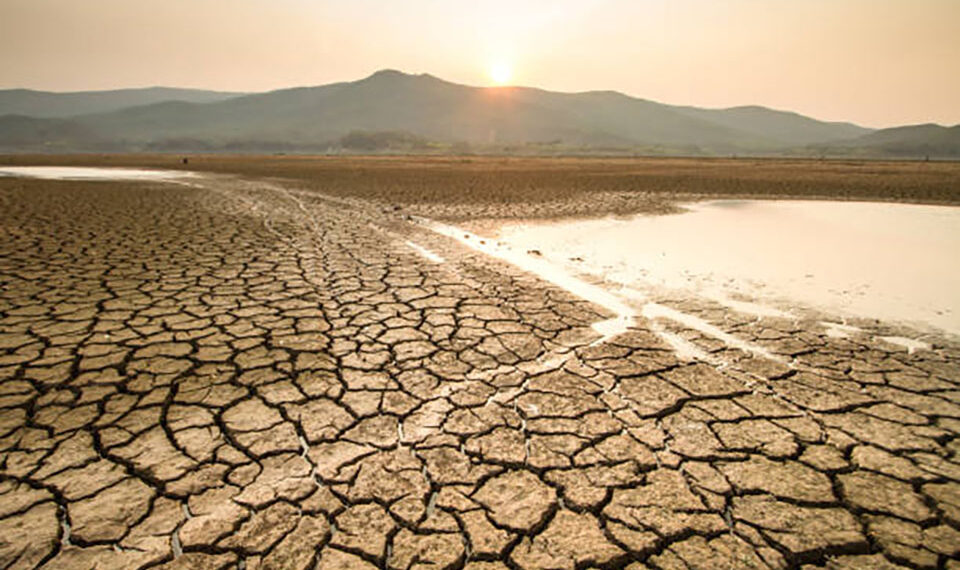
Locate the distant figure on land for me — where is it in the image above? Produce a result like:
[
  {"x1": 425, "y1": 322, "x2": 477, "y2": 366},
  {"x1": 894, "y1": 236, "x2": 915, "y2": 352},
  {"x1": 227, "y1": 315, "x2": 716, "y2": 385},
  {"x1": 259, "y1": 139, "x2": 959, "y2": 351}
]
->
[{"x1": 182, "y1": 158, "x2": 189, "y2": 165}]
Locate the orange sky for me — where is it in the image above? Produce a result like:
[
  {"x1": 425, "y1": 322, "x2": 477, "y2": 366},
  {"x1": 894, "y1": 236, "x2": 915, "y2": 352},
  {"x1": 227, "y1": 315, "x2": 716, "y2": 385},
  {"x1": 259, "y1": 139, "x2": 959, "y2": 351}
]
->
[{"x1": 1, "y1": 0, "x2": 958, "y2": 127}]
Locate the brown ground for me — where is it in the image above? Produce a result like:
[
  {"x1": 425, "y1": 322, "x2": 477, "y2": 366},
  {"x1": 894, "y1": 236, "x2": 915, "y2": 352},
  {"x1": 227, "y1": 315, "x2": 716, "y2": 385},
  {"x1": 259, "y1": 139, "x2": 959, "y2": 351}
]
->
[
  {"x1": 1, "y1": 157, "x2": 959, "y2": 569},
  {"x1": 3, "y1": 154, "x2": 960, "y2": 220}
]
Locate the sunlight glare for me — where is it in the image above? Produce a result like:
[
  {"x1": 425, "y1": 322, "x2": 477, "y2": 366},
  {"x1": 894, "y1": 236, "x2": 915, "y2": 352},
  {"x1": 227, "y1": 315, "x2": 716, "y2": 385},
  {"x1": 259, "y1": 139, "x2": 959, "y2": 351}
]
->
[{"x1": 489, "y1": 62, "x2": 512, "y2": 86}]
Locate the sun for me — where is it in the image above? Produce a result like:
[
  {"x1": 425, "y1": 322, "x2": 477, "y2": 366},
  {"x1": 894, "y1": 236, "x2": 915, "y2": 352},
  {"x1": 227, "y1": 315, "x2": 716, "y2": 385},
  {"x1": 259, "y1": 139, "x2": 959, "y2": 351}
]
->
[{"x1": 489, "y1": 62, "x2": 512, "y2": 86}]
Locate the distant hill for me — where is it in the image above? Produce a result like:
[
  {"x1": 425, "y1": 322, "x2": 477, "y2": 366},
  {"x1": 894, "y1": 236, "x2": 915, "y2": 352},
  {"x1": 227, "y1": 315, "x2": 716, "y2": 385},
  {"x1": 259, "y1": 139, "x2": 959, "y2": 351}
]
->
[
  {"x1": 74, "y1": 71, "x2": 772, "y2": 151},
  {"x1": 0, "y1": 115, "x2": 111, "y2": 151},
  {"x1": 674, "y1": 105, "x2": 870, "y2": 146},
  {"x1": 824, "y1": 124, "x2": 960, "y2": 159},
  {"x1": 0, "y1": 87, "x2": 244, "y2": 118},
  {"x1": 0, "y1": 70, "x2": 955, "y2": 156}
]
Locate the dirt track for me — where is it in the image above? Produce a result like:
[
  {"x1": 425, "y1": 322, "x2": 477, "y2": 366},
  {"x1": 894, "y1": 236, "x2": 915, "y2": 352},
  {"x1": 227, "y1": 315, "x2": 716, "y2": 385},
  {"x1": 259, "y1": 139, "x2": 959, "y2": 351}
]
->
[{"x1": 1, "y1": 171, "x2": 959, "y2": 569}]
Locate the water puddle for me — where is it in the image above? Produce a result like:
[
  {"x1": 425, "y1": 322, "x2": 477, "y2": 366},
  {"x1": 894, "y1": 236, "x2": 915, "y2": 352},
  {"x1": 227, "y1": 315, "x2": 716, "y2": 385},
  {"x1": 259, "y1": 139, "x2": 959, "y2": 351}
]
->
[
  {"x1": 645, "y1": 320, "x2": 712, "y2": 362},
  {"x1": 404, "y1": 240, "x2": 445, "y2": 263},
  {"x1": 878, "y1": 336, "x2": 931, "y2": 354},
  {"x1": 498, "y1": 200, "x2": 960, "y2": 337},
  {"x1": 820, "y1": 321, "x2": 863, "y2": 339},
  {"x1": 0, "y1": 166, "x2": 196, "y2": 182}
]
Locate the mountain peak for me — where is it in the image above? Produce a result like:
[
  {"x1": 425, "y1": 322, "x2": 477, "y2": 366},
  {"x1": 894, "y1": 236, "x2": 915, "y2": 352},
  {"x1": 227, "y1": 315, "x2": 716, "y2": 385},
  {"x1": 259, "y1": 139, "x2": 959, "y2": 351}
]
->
[
  {"x1": 366, "y1": 69, "x2": 411, "y2": 80},
  {"x1": 362, "y1": 69, "x2": 448, "y2": 84}
]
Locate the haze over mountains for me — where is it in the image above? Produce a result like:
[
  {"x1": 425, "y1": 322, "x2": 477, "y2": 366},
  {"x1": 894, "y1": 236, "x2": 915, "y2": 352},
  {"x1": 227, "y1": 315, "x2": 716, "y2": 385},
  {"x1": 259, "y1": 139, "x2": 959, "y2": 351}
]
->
[
  {"x1": 1, "y1": 70, "x2": 957, "y2": 157},
  {"x1": 0, "y1": 87, "x2": 244, "y2": 119}
]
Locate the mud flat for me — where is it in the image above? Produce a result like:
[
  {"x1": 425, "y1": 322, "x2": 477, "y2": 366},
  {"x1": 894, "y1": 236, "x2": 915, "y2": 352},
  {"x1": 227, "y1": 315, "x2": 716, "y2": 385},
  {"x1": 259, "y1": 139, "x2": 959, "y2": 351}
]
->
[{"x1": 1, "y1": 165, "x2": 960, "y2": 569}]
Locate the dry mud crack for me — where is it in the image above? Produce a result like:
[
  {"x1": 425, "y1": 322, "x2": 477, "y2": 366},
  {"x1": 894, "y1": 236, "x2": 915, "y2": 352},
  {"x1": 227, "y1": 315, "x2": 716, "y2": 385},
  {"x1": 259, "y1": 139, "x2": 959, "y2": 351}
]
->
[{"x1": 1, "y1": 173, "x2": 959, "y2": 570}]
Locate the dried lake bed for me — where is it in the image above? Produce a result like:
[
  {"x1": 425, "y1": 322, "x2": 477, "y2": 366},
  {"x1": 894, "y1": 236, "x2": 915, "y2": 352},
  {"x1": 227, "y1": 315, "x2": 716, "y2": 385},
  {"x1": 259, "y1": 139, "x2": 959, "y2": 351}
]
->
[{"x1": 1, "y1": 163, "x2": 959, "y2": 569}]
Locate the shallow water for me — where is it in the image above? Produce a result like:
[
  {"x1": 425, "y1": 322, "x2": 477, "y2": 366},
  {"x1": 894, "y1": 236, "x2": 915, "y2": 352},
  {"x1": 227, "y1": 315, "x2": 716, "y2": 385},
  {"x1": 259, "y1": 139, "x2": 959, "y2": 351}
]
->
[
  {"x1": 498, "y1": 200, "x2": 960, "y2": 336},
  {"x1": 0, "y1": 166, "x2": 195, "y2": 181},
  {"x1": 404, "y1": 240, "x2": 445, "y2": 263}
]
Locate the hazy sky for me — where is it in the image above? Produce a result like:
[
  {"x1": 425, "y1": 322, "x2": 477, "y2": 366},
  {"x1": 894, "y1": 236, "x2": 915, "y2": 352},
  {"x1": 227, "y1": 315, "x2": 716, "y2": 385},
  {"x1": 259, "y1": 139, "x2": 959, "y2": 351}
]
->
[{"x1": 2, "y1": 0, "x2": 958, "y2": 127}]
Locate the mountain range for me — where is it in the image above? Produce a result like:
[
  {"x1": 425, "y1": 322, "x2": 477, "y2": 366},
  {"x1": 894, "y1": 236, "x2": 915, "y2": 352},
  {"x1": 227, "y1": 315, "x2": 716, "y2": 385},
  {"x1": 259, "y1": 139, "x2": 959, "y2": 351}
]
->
[{"x1": 1, "y1": 69, "x2": 957, "y2": 157}]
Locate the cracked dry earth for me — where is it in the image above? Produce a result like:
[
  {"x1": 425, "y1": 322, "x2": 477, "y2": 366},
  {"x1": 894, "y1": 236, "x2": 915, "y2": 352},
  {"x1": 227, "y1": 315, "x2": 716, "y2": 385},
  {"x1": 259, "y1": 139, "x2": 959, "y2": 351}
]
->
[{"x1": 1, "y1": 173, "x2": 960, "y2": 570}]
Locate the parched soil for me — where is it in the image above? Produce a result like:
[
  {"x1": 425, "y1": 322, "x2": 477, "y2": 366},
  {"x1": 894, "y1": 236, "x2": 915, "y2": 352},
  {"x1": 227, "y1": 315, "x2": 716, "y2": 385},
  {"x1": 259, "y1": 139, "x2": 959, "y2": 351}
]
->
[
  {"x1": 0, "y1": 160, "x2": 959, "y2": 569},
  {"x1": 4, "y1": 154, "x2": 960, "y2": 221}
]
